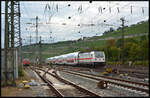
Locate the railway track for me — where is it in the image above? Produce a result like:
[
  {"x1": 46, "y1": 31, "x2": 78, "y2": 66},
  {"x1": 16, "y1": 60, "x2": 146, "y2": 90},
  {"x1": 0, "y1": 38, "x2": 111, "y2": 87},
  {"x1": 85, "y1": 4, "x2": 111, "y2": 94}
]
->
[
  {"x1": 117, "y1": 70, "x2": 149, "y2": 79},
  {"x1": 59, "y1": 69, "x2": 149, "y2": 95},
  {"x1": 30, "y1": 66, "x2": 102, "y2": 97},
  {"x1": 29, "y1": 67, "x2": 63, "y2": 97},
  {"x1": 54, "y1": 65, "x2": 149, "y2": 79}
]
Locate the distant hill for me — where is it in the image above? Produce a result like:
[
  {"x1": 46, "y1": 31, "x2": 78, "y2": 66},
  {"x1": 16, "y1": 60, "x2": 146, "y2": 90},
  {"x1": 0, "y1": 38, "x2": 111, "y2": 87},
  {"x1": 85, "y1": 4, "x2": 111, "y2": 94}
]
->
[{"x1": 22, "y1": 20, "x2": 149, "y2": 62}]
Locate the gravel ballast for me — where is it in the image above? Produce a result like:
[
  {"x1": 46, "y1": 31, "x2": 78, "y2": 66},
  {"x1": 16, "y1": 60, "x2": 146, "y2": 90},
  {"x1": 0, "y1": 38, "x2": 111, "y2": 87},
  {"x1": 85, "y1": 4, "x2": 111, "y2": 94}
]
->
[{"x1": 58, "y1": 71, "x2": 149, "y2": 97}]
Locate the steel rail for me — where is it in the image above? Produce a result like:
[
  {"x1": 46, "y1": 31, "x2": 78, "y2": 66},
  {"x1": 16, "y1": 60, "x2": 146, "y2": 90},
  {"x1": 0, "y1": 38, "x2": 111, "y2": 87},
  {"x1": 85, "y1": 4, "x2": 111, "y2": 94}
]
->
[
  {"x1": 61, "y1": 70, "x2": 149, "y2": 94},
  {"x1": 73, "y1": 70, "x2": 149, "y2": 87},
  {"x1": 35, "y1": 67, "x2": 102, "y2": 97},
  {"x1": 30, "y1": 67, "x2": 64, "y2": 97}
]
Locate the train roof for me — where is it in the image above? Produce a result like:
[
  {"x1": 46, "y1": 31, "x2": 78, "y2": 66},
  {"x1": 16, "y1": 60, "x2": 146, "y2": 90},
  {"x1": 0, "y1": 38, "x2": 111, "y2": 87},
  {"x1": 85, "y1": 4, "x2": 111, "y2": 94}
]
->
[
  {"x1": 66, "y1": 51, "x2": 80, "y2": 55},
  {"x1": 46, "y1": 51, "x2": 104, "y2": 59}
]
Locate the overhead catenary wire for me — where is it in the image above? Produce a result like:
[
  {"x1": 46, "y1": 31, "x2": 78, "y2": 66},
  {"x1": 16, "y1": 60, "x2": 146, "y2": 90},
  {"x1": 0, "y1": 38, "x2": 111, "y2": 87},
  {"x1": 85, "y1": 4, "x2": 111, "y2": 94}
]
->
[
  {"x1": 95, "y1": 2, "x2": 132, "y2": 24},
  {"x1": 46, "y1": 2, "x2": 146, "y2": 40},
  {"x1": 21, "y1": 2, "x2": 31, "y2": 18},
  {"x1": 20, "y1": 2, "x2": 148, "y2": 45}
]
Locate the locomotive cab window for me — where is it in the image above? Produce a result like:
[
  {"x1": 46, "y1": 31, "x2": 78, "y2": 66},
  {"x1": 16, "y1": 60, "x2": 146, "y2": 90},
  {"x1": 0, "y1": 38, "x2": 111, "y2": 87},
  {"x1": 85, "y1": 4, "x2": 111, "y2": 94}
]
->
[{"x1": 95, "y1": 52, "x2": 104, "y2": 58}]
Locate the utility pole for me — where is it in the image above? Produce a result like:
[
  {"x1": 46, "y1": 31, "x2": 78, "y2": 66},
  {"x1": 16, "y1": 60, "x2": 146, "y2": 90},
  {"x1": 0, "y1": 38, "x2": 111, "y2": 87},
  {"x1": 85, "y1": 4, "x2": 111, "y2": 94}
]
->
[
  {"x1": 29, "y1": 35, "x2": 32, "y2": 45},
  {"x1": 120, "y1": 17, "x2": 125, "y2": 65},
  {"x1": 39, "y1": 36, "x2": 42, "y2": 65},
  {"x1": 32, "y1": 16, "x2": 39, "y2": 65},
  {"x1": 30, "y1": 16, "x2": 39, "y2": 66},
  {"x1": 29, "y1": 35, "x2": 32, "y2": 61},
  {"x1": 18, "y1": 3, "x2": 22, "y2": 76},
  {"x1": 35, "y1": 16, "x2": 39, "y2": 66},
  {"x1": 36, "y1": 16, "x2": 38, "y2": 44}
]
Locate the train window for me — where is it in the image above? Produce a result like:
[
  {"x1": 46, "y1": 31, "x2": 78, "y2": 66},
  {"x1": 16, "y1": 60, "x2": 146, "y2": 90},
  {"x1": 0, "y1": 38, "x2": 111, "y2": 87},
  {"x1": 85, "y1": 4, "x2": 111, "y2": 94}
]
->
[{"x1": 95, "y1": 52, "x2": 104, "y2": 58}]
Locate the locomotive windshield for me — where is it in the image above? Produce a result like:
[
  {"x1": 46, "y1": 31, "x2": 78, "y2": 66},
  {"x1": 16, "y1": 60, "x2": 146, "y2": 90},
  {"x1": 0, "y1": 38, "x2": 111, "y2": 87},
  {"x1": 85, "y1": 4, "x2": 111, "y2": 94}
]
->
[{"x1": 95, "y1": 52, "x2": 104, "y2": 58}]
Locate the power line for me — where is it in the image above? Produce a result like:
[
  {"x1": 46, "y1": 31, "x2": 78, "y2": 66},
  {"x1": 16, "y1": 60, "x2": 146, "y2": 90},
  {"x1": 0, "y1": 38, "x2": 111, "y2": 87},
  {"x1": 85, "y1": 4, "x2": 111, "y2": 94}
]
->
[{"x1": 21, "y1": 2, "x2": 31, "y2": 18}]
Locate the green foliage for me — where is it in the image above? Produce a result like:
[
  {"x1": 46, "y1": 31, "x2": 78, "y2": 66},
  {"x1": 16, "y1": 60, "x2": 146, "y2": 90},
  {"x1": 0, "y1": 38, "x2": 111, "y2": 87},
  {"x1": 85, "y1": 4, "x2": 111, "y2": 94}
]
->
[
  {"x1": 106, "y1": 39, "x2": 115, "y2": 47},
  {"x1": 115, "y1": 38, "x2": 122, "y2": 48},
  {"x1": 104, "y1": 47, "x2": 110, "y2": 61},
  {"x1": 141, "y1": 39, "x2": 149, "y2": 60},
  {"x1": 124, "y1": 42, "x2": 133, "y2": 61},
  {"x1": 97, "y1": 21, "x2": 149, "y2": 40},
  {"x1": 134, "y1": 61, "x2": 149, "y2": 67},
  {"x1": 110, "y1": 46, "x2": 120, "y2": 61},
  {"x1": 107, "y1": 61, "x2": 122, "y2": 65},
  {"x1": 140, "y1": 35, "x2": 147, "y2": 42},
  {"x1": 125, "y1": 38, "x2": 138, "y2": 44},
  {"x1": 129, "y1": 43, "x2": 141, "y2": 61}
]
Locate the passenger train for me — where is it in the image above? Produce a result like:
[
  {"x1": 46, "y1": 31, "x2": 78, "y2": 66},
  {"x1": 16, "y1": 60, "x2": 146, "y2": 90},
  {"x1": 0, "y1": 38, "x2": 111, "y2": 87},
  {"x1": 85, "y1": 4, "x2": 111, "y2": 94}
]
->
[
  {"x1": 23, "y1": 58, "x2": 30, "y2": 66},
  {"x1": 46, "y1": 51, "x2": 106, "y2": 67}
]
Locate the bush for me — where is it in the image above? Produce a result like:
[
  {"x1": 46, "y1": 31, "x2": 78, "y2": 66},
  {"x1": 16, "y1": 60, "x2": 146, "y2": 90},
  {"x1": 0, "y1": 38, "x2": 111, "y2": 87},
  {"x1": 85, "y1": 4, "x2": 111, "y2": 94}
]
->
[
  {"x1": 134, "y1": 61, "x2": 149, "y2": 67},
  {"x1": 107, "y1": 61, "x2": 122, "y2": 65}
]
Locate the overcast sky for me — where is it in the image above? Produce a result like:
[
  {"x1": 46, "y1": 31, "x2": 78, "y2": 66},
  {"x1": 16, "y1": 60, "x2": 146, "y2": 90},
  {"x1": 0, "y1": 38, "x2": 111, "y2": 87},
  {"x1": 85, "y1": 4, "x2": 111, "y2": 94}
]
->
[{"x1": 1, "y1": 1, "x2": 149, "y2": 48}]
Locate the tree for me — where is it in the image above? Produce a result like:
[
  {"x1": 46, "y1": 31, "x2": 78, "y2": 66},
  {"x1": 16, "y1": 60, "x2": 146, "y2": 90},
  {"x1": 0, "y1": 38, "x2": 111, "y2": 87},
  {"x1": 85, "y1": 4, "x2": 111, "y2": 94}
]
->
[
  {"x1": 116, "y1": 26, "x2": 122, "y2": 31},
  {"x1": 110, "y1": 46, "x2": 119, "y2": 61},
  {"x1": 140, "y1": 35, "x2": 147, "y2": 42},
  {"x1": 115, "y1": 38, "x2": 122, "y2": 48},
  {"x1": 124, "y1": 42, "x2": 133, "y2": 61},
  {"x1": 104, "y1": 47, "x2": 110, "y2": 61},
  {"x1": 141, "y1": 39, "x2": 149, "y2": 60},
  {"x1": 125, "y1": 38, "x2": 138, "y2": 44},
  {"x1": 109, "y1": 27, "x2": 115, "y2": 32},
  {"x1": 103, "y1": 30, "x2": 109, "y2": 35},
  {"x1": 106, "y1": 39, "x2": 115, "y2": 47},
  {"x1": 129, "y1": 43, "x2": 141, "y2": 61}
]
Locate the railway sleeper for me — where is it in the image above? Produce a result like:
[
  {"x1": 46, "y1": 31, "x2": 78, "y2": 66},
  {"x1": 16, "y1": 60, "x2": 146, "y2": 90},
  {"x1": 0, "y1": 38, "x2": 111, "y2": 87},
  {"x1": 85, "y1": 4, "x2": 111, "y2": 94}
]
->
[
  {"x1": 61, "y1": 70, "x2": 149, "y2": 94},
  {"x1": 35, "y1": 67, "x2": 102, "y2": 97}
]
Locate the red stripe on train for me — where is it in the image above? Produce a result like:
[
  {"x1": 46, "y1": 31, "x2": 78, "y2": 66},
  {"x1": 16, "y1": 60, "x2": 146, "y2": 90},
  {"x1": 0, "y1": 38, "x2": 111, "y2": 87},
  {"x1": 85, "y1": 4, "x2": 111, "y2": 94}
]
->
[
  {"x1": 78, "y1": 57, "x2": 93, "y2": 60},
  {"x1": 51, "y1": 57, "x2": 94, "y2": 63}
]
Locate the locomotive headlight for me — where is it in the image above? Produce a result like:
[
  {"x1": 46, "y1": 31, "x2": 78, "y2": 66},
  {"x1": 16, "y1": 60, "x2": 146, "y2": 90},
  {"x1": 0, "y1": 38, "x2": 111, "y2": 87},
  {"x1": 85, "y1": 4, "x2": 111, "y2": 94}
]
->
[{"x1": 99, "y1": 57, "x2": 101, "y2": 60}]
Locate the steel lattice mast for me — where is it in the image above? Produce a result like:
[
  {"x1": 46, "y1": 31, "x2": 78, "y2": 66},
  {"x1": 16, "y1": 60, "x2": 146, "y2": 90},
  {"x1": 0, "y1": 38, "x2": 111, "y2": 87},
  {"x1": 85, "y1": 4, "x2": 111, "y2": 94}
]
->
[{"x1": 4, "y1": 1, "x2": 22, "y2": 86}]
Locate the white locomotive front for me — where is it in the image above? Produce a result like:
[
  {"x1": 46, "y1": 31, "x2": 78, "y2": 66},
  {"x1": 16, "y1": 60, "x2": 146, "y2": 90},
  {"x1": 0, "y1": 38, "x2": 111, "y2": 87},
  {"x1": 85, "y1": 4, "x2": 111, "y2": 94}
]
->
[
  {"x1": 46, "y1": 51, "x2": 105, "y2": 67},
  {"x1": 78, "y1": 51, "x2": 105, "y2": 66}
]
